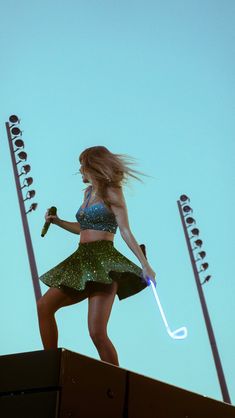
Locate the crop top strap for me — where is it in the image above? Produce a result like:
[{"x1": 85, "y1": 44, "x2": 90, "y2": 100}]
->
[
  {"x1": 84, "y1": 186, "x2": 93, "y2": 209},
  {"x1": 86, "y1": 185, "x2": 92, "y2": 196}
]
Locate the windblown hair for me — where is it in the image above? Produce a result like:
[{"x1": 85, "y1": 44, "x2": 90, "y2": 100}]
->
[{"x1": 78, "y1": 146, "x2": 153, "y2": 209}]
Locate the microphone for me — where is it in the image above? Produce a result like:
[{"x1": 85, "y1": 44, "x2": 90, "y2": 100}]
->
[
  {"x1": 140, "y1": 244, "x2": 147, "y2": 259},
  {"x1": 41, "y1": 206, "x2": 57, "y2": 237}
]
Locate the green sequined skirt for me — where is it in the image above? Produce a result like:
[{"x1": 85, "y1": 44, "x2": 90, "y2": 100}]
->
[{"x1": 39, "y1": 239, "x2": 148, "y2": 300}]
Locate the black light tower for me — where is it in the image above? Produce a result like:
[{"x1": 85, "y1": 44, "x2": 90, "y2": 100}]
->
[
  {"x1": 177, "y1": 195, "x2": 231, "y2": 404},
  {"x1": 5, "y1": 115, "x2": 42, "y2": 301}
]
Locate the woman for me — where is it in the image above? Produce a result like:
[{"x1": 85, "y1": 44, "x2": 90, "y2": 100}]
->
[{"x1": 37, "y1": 146, "x2": 156, "y2": 366}]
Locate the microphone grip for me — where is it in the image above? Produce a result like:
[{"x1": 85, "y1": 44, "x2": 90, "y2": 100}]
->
[
  {"x1": 139, "y1": 244, "x2": 149, "y2": 284},
  {"x1": 140, "y1": 244, "x2": 147, "y2": 259},
  {"x1": 41, "y1": 206, "x2": 57, "y2": 237}
]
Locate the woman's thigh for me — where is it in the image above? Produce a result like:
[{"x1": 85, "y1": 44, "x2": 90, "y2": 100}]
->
[
  {"x1": 87, "y1": 281, "x2": 118, "y2": 336},
  {"x1": 37, "y1": 286, "x2": 89, "y2": 314}
]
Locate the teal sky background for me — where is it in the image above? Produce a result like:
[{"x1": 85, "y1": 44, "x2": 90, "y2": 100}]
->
[{"x1": 0, "y1": 0, "x2": 235, "y2": 404}]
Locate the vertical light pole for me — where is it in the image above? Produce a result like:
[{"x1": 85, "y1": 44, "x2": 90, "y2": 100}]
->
[
  {"x1": 5, "y1": 115, "x2": 42, "y2": 301},
  {"x1": 177, "y1": 195, "x2": 231, "y2": 404}
]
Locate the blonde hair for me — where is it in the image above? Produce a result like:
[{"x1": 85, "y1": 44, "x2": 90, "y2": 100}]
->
[{"x1": 78, "y1": 146, "x2": 154, "y2": 209}]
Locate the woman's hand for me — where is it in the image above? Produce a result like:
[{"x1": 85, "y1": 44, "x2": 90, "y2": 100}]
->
[
  {"x1": 45, "y1": 209, "x2": 60, "y2": 225},
  {"x1": 141, "y1": 264, "x2": 157, "y2": 287}
]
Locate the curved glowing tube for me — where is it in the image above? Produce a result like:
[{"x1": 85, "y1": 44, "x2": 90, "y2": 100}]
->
[{"x1": 147, "y1": 277, "x2": 188, "y2": 340}]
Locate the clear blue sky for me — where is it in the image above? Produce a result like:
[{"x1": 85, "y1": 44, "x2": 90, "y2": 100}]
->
[{"x1": 0, "y1": 0, "x2": 234, "y2": 404}]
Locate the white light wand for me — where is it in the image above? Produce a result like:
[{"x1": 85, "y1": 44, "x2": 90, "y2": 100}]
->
[
  {"x1": 139, "y1": 244, "x2": 188, "y2": 340},
  {"x1": 146, "y1": 277, "x2": 188, "y2": 340}
]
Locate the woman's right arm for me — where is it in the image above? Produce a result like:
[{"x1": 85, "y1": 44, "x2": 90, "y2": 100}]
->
[
  {"x1": 53, "y1": 218, "x2": 81, "y2": 234},
  {"x1": 44, "y1": 187, "x2": 90, "y2": 235},
  {"x1": 45, "y1": 212, "x2": 81, "y2": 235}
]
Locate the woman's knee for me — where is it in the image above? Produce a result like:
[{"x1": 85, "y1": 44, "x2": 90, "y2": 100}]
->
[
  {"x1": 37, "y1": 296, "x2": 55, "y2": 318},
  {"x1": 89, "y1": 328, "x2": 108, "y2": 347},
  {"x1": 37, "y1": 287, "x2": 71, "y2": 318}
]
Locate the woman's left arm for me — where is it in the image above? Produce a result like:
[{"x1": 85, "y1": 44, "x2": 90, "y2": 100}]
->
[{"x1": 108, "y1": 187, "x2": 156, "y2": 285}]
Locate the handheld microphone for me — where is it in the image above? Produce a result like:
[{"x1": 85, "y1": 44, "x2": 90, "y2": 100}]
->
[{"x1": 41, "y1": 206, "x2": 57, "y2": 237}]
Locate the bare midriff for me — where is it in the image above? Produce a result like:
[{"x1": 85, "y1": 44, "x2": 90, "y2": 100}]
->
[{"x1": 79, "y1": 229, "x2": 115, "y2": 243}]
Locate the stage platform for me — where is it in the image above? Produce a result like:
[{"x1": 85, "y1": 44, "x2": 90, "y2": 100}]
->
[{"x1": 0, "y1": 348, "x2": 234, "y2": 417}]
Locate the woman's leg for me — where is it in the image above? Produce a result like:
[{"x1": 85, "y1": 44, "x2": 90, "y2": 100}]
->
[
  {"x1": 37, "y1": 286, "x2": 88, "y2": 350},
  {"x1": 87, "y1": 281, "x2": 119, "y2": 366}
]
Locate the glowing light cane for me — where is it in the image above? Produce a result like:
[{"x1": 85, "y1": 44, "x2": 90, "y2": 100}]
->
[
  {"x1": 146, "y1": 277, "x2": 188, "y2": 339},
  {"x1": 140, "y1": 244, "x2": 188, "y2": 340}
]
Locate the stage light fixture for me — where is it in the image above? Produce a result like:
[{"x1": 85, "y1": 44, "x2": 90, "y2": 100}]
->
[
  {"x1": 24, "y1": 190, "x2": 36, "y2": 201},
  {"x1": 14, "y1": 139, "x2": 24, "y2": 152},
  {"x1": 186, "y1": 217, "x2": 196, "y2": 226},
  {"x1": 22, "y1": 177, "x2": 33, "y2": 188},
  {"x1": 195, "y1": 251, "x2": 206, "y2": 261},
  {"x1": 182, "y1": 205, "x2": 193, "y2": 214},
  {"x1": 16, "y1": 151, "x2": 27, "y2": 163},
  {"x1": 14, "y1": 139, "x2": 24, "y2": 148},
  {"x1": 180, "y1": 194, "x2": 190, "y2": 203},
  {"x1": 9, "y1": 115, "x2": 20, "y2": 124},
  {"x1": 201, "y1": 275, "x2": 211, "y2": 285},
  {"x1": 198, "y1": 262, "x2": 209, "y2": 272},
  {"x1": 26, "y1": 203, "x2": 38, "y2": 214},
  {"x1": 190, "y1": 228, "x2": 200, "y2": 238},
  {"x1": 19, "y1": 164, "x2": 31, "y2": 175},
  {"x1": 11, "y1": 127, "x2": 22, "y2": 136}
]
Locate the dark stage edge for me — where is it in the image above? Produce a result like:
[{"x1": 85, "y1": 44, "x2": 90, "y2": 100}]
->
[{"x1": 0, "y1": 348, "x2": 234, "y2": 417}]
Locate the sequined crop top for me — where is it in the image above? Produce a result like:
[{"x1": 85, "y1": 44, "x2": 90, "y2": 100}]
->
[{"x1": 76, "y1": 186, "x2": 118, "y2": 234}]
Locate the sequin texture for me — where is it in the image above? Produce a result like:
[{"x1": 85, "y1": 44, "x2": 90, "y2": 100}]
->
[
  {"x1": 39, "y1": 239, "x2": 148, "y2": 300},
  {"x1": 76, "y1": 203, "x2": 118, "y2": 234}
]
